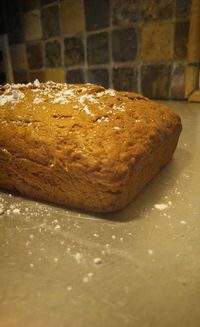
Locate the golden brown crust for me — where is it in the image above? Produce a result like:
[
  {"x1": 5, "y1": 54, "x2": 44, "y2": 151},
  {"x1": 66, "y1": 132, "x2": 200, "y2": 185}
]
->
[{"x1": 0, "y1": 81, "x2": 182, "y2": 212}]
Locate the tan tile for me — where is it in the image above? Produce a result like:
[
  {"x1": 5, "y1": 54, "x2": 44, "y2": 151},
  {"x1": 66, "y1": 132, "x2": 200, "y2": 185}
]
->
[
  {"x1": 10, "y1": 44, "x2": 28, "y2": 71},
  {"x1": 45, "y1": 68, "x2": 65, "y2": 83},
  {"x1": 24, "y1": 9, "x2": 42, "y2": 41},
  {"x1": 141, "y1": 22, "x2": 173, "y2": 61},
  {"x1": 29, "y1": 70, "x2": 46, "y2": 83},
  {"x1": 61, "y1": 0, "x2": 84, "y2": 35}
]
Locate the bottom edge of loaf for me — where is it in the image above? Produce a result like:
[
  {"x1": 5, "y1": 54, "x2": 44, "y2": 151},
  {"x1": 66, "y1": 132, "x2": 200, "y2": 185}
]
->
[{"x1": 0, "y1": 125, "x2": 181, "y2": 213}]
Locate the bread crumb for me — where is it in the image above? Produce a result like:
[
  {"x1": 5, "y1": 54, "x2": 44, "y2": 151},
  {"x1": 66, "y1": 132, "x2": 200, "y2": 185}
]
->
[
  {"x1": 83, "y1": 276, "x2": 89, "y2": 283},
  {"x1": 88, "y1": 272, "x2": 93, "y2": 278},
  {"x1": 74, "y1": 252, "x2": 82, "y2": 264},
  {"x1": 94, "y1": 258, "x2": 102, "y2": 265},
  {"x1": 154, "y1": 203, "x2": 168, "y2": 210},
  {"x1": 180, "y1": 220, "x2": 187, "y2": 225}
]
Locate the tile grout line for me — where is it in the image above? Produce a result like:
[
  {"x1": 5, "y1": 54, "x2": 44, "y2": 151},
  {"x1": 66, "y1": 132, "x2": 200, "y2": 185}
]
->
[
  {"x1": 82, "y1": 0, "x2": 88, "y2": 83},
  {"x1": 57, "y1": 0, "x2": 66, "y2": 82}
]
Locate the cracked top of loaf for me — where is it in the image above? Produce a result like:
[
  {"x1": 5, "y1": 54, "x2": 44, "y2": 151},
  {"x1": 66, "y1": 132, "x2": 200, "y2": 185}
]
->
[{"x1": 0, "y1": 80, "x2": 181, "y2": 184}]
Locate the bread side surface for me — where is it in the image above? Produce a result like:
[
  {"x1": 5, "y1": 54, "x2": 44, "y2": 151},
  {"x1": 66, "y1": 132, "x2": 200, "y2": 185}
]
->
[{"x1": 0, "y1": 81, "x2": 182, "y2": 212}]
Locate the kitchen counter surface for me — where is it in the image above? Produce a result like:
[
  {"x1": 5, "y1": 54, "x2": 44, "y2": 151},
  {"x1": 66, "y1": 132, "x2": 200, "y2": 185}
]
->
[{"x1": 0, "y1": 101, "x2": 200, "y2": 327}]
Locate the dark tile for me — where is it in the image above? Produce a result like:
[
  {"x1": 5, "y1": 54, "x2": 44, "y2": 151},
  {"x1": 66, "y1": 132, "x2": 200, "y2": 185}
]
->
[
  {"x1": 141, "y1": 64, "x2": 172, "y2": 99},
  {"x1": 0, "y1": 72, "x2": 6, "y2": 84},
  {"x1": 87, "y1": 68, "x2": 109, "y2": 88},
  {"x1": 5, "y1": 2, "x2": 24, "y2": 44},
  {"x1": 171, "y1": 63, "x2": 185, "y2": 99},
  {"x1": 21, "y1": 0, "x2": 40, "y2": 11},
  {"x1": 176, "y1": 0, "x2": 191, "y2": 17},
  {"x1": 13, "y1": 70, "x2": 29, "y2": 84},
  {"x1": 0, "y1": 18, "x2": 6, "y2": 34},
  {"x1": 29, "y1": 70, "x2": 46, "y2": 82},
  {"x1": 0, "y1": 7, "x2": 6, "y2": 34},
  {"x1": 112, "y1": 0, "x2": 140, "y2": 26},
  {"x1": 66, "y1": 69, "x2": 85, "y2": 84},
  {"x1": 112, "y1": 28, "x2": 138, "y2": 62},
  {"x1": 41, "y1": 0, "x2": 56, "y2": 5},
  {"x1": 42, "y1": 5, "x2": 60, "y2": 39},
  {"x1": 27, "y1": 43, "x2": 43, "y2": 69},
  {"x1": 174, "y1": 21, "x2": 189, "y2": 59},
  {"x1": 87, "y1": 32, "x2": 109, "y2": 65},
  {"x1": 45, "y1": 40, "x2": 61, "y2": 68},
  {"x1": 64, "y1": 37, "x2": 84, "y2": 67},
  {"x1": 142, "y1": 0, "x2": 174, "y2": 20},
  {"x1": 0, "y1": 50, "x2": 3, "y2": 64},
  {"x1": 112, "y1": 67, "x2": 138, "y2": 91},
  {"x1": 84, "y1": 0, "x2": 110, "y2": 31}
]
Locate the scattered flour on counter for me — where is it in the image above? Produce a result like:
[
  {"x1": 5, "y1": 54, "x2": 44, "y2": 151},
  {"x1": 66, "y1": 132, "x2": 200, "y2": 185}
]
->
[
  {"x1": 83, "y1": 276, "x2": 89, "y2": 283},
  {"x1": 154, "y1": 203, "x2": 169, "y2": 210},
  {"x1": 83, "y1": 272, "x2": 94, "y2": 283},
  {"x1": 180, "y1": 220, "x2": 187, "y2": 225},
  {"x1": 74, "y1": 252, "x2": 82, "y2": 264},
  {"x1": 88, "y1": 272, "x2": 93, "y2": 277},
  {"x1": 148, "y1": 249, "x2": 154, "y2": 255}
]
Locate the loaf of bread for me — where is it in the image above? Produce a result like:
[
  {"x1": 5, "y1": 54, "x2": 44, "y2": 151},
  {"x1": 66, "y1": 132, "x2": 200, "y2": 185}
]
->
[{"x1": 0, "y1": 81, "x2": 182, "y2": 213}]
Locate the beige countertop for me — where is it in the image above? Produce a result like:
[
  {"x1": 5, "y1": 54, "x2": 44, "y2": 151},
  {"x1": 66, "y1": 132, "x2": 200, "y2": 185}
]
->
[{"x1": 0, "y1": 101, "x2": 200, "y2": 327}]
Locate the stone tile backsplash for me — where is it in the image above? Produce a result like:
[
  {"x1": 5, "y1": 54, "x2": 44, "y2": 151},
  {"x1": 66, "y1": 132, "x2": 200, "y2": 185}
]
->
[
  {"x1": 41, "y1": 5, "x2": 60, "y2": 39},
  {"x1": 87, "y1": 32, "x2": 109, "y2": 65},
  {"x1": 84, "y1": 0, "x2": 110, "y2": 31},
  {"x1": 88, "y1": 68, "x2": 109, "y2": 88},
  {"x1": 2, "y1": 0, "x2": 192, "y2": 99},
  {"x1": 27, "y1": 42, "x2": 43, "y2": 69},
  {"x1": 45, "y1": 40, "x2": 62, "y2": 68},
  {"x1": 64, "y1": 37, "x2": 84, "y2": 67},
  {"x1": 112, "y1": 28, "x2": 138, "y2": 62},
  {"x1": 142, "y1": 0, "x2": 174, "y2": 21},
  {"x1": 141, "y1": 64, "x2": 172, "y2": 99}
]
